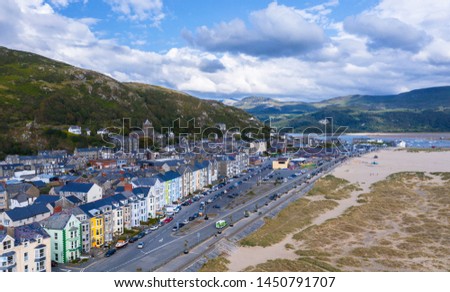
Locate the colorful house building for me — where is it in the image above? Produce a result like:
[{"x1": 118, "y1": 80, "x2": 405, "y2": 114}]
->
[{"x1": 40, "y1": 213, "x2": 82, "y2": 264}]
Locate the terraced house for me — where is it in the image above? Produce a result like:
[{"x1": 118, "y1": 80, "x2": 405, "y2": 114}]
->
[
  {"x1": 79, "y1": 194, "x2": 127, "y2": 247},
  {"x1": 0, "y1": 223, "x2": 51, "y2": 272},
  {"x1": 40, "y1": 213, "x2": 82, "y2": 264}
]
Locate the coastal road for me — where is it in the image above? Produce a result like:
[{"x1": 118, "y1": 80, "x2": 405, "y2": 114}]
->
[{"x1": 82, "y1": 157, "x2": 345, "y2": 272}]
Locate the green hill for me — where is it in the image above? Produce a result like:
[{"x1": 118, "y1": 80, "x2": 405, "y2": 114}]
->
[
  {"x1": 0, "y1": 46, "x2": 259, "y2": 158},
  {"x1": 230, "y1": 87, "x2": 450, "y2": 132}
]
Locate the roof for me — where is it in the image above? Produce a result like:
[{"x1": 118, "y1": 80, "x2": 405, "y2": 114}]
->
[
  {"x1": 40, "y1": 213, "x2": 76, "y2": 230},
  {"x1": 14, "y1": 222, "x2": 50, "y2": 242},
  {"x1": 31, "y1": 180, "x2": 46, "y2": 188},
  {"x1": 60, "y1": 182, "x2": 94, "y2": 193},
  {"x1": 115, "y1": 186, "x2": 125, "y2": 193},
  {"x1": 11, "y1": 193, "x2": 30, "y2": 203},
  {"x1": 6, "y1": 183, "x2": 35, "y2": 195},
  {"x1": 34, "y1": 195, "x2": 60, "y2": 206},
  {"x1": 132, "y1": 177, "x2": 161, "y2": 187},
  {"x1": 157, "y1": 170, "x2": 181, "y2": 182},
  {"x1": 78, "y1": 194, "x2": 128, "y2": 218},
  {"x1": 5, "y1": 204, "x2": 51, "y2": 222},
  {"x1": 76, "y1": 147, "x2": 100, "y2": 153},
  {"x1": 132, "y1": 187, "x2": 150, "y2": 197},
  {"x1": 66, "y1": 195, "x2": 82, "y2": 204}
]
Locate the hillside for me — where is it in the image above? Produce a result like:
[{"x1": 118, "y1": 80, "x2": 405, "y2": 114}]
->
[
  {"x1": 0, "y1": 46, "x2": 259, "y2": 158},
  {"x1": 231, "y1": 87, "x2": 450, "y2": 132}
]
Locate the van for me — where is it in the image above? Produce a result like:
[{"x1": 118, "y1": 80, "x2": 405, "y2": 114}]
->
[{"x1": 215, "y1": 220, "x2": 227, "y2": 229}]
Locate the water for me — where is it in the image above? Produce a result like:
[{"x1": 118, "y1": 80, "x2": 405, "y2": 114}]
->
[
  {"x1": 287, "y1": 133, "x2": 450, "y2": 148},
  {"x1": 341, "y1": 133, "x2": 450, "y2": 148}
]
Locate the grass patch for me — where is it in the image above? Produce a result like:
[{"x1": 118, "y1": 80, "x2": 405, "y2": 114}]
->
[
  {"x1": 336, "y1": 257, "x2": 362, "y2": 268},
  {"x1": 243, "y1": 258, "x2": 329, "y2": 272},
  {"x1": 308, "y1": 175, "x2": 362, "y2": 200},
  {"x1": 199, "y1": 256, "x2": 230, "y2": 272},
  {"x1": 240, "y1": 199, "x2": 338, "y2": 247}
]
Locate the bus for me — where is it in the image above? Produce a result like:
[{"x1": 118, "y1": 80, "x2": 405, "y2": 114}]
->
[{"x1": 215, "y1": 220, "x2": 227, "y2": 229}]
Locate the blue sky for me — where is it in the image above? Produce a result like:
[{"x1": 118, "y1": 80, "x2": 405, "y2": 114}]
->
[{"x1": 1, "y1": 0, "x2": 450, "y2": 101}]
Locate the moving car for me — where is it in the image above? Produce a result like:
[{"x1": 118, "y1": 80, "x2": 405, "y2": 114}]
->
[{"x1": 137, "y1": 242, "x2": 145, "y2": 249}]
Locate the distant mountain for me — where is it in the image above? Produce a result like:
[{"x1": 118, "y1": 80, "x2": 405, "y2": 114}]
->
[
  {"x1": 228, "y1": 87, "x2": 450, "y2": 132},
  {"x1": 0, "y1": 46, "x2": 260, "y2": 158}
]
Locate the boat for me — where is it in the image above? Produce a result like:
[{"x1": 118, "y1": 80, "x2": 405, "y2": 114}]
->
[{"x1": 115, "y1": 240, "x2": 128, "y2": 248}]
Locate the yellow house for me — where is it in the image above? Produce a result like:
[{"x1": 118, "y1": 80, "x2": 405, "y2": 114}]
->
[
  {"x1": 90, "y1": 216, "x2": 104, "y2": 248},
  {"x1": 272, "y1": 157, "x2": 291, "y2": 170},
  {"x1": 79, "y1": 203, "x2": 105, "y2": 248}
]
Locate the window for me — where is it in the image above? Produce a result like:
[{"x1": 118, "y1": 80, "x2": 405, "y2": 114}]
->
[
  {"x1": 55, "y1": 254, "x2": 59, "y2": 262},
  {"x1": 3, "y1": 240, "x2": 11, "y2": 250},
  {"x1": 35, "y1": 248, "x2": 45, "y2": 259},
  {"x1": 36, "y1": 260, "x2": 45, "y2": 272},
  {"x1": 54, "y1": 233, "x2": 58, "y2": 240},
  {"x1": 54, "y1": 243, "x2": 58, "y2": 250},
  {"x1": 24, "y1": 265, "x2": 28, "y2": 272},
  {"x1": 24, "y1": 252, "x2": 28, "y2": 262}
]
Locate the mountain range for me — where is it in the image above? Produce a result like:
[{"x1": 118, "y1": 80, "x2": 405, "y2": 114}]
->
[
  {"x1": 0, "y1": 46, "x2": 259, "y2": 158},
  {"x1": 229, "y1": 87, "x2": 450, "y2": 132}
]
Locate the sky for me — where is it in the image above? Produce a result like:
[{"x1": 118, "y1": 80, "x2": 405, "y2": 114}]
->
[{"x1": 1, "y1": 0, "x2": 450, "y2": 101}]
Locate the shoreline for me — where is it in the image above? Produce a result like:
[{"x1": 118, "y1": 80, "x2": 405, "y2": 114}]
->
[{"x1": 224, "y1": 149, "x2": 450, "y2": 272}]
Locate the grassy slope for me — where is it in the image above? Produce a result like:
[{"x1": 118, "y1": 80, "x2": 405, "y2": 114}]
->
[{"x1": 0, "y1": 46, "x2": 259, "y2": 157}]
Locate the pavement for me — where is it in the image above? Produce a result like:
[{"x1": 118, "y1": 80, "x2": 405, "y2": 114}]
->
[{"x1": 72, "y1": 156, "x2": 345, "y2": 272}]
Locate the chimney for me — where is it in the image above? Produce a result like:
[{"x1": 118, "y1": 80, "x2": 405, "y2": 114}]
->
[{"x1": 124, "y1": 184, "x2": 132, "y2": 192}]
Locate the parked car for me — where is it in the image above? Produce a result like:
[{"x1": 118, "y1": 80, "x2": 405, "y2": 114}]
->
[
  {"x1": 182, "y1": 219, "x2": 189, "y2": 225},
  {"x1": 137, "y1": 232, "x2": 145, "y2": 239},
  {"x1": 105, "y1": 249, "x2": 116, "y2": 257},
  {"x1": 188, "y1": 216, "x2": 195, "y2": 221},
  {"x1": 213, "y1": 204, "x2": 221, "y2": 209},
  {"x1": 129, "y1": 236, "x2": 139, "y2": 243},
  {"x1": 144, "y1": 228, "x2": 152, "y2": 235},
  {"x1": 137, "y1": 242, "x2": 145, "y2": 249},
  {"x1": 150, "y1": 225, "x2": 159, "y2": 231}
]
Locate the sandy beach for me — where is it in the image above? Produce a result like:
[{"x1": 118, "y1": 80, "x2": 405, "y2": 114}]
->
[{"x1": 225, "y1": 149, "x2": 450, "y2": 271}]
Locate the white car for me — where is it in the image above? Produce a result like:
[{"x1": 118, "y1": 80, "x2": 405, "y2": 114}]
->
[
  {"x1": 150, "y1": 225, "x2": 159, "y2": 231},
  {"x1": 137, "y1": 242, "x2": 144, "y2": 249}
]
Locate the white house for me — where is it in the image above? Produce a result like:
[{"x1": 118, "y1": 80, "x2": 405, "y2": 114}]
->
[
  {"x1": 68, "y1": 126, "x2": 82, "y2": 135},
  {"x1": 59, "y1": 182, "x2": 103, "y2": 203}
]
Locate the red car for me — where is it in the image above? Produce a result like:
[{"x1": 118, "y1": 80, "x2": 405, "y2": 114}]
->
[{"x1": 163, "y1": 217, "x2": 174, "y2": 223}]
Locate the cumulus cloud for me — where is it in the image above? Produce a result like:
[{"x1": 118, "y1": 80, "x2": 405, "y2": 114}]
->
[
  {"x1": 1, "y1": 0, "x2": 450, "y2": 102},
  {"x1": 104, "y1": 0, "x2": 164, "y2": 25},
  {"x1": 343, "y1": 14, "x2": 430, "y2": 52},
  {"x1": 184, "y1": 2, "x2": 326, "y2": 57},
  {"x1": 199, "y1": 59, "x2": 226, "y2": 73}
]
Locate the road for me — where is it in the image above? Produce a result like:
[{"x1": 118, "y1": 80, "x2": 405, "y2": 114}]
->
[{"x1": 82, "y1": 156, "x2": 345, "y2": 272}]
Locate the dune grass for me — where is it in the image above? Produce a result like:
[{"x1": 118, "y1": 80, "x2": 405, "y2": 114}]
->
[{"x1": 199, "y1": 255, "x2": 230, "y2": 272}]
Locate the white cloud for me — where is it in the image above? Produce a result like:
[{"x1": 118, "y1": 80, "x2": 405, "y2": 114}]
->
[
  {"x1": 343, "y1": 14, "x2": 430, "y2": 52},
  {"x1": 185, "y1": 2, "x2": 326, "y2": 57},
  {"x1": 104, "y1": 0, "x2": 164, "y2": 25},
  {"x1": 0, "y1": 0, "x2": 450, "y2": 102}
]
